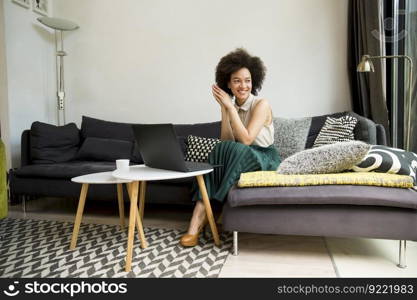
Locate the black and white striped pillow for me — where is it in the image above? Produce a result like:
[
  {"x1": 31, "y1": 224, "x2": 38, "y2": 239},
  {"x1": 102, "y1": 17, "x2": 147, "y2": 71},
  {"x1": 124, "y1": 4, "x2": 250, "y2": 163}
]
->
[
  {"x1": 313, "y1": 115, "x2": 357, "y2": 148},
  {"x1": 185, "y1": 135, "x2": 221, "y2": 162},
  {"x1": 351, "y1": 145, "x2": 417, "y2": 184}
]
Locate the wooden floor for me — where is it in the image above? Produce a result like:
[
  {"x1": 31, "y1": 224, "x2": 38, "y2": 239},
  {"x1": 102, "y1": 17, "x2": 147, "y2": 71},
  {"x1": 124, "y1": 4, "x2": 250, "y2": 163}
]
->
[{"x1": 7, "y1": 197, "x2": 417, "y2": 278}]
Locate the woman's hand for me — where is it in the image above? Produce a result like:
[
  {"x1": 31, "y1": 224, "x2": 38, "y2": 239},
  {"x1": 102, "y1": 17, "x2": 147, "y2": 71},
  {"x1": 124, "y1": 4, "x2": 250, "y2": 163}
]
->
[{"x1": 212, "y1": 85, "x2": 234, "y2": 110}]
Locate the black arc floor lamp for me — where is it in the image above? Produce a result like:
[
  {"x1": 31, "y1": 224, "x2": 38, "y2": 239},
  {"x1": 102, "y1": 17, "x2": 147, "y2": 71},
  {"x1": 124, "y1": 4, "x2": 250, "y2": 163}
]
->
[{"x1": 357, "y1": 54, "x2": 414, "y2": 150}]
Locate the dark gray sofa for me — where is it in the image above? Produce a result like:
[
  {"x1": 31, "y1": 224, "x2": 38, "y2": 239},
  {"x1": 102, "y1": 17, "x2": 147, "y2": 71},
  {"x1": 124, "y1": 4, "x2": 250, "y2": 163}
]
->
[{"x1": 223, "y1": 112, "x2": 417, "y2": 268}]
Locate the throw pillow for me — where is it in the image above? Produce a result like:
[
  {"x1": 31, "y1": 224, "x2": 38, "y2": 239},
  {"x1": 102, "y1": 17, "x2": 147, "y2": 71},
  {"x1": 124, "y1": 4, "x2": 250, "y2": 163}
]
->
[
  {"x1": 305, "y1": 112, "x2": 346, "y2": 148},
  {"x1": 313, "y1": 115, "x2": 358, "y2": 148},
  {"x1": 273, "y1": 117, "x2": 311, "y2": 160},
  {"x1": 351, "y1": 145, "x2": 417, "y2": 184},
  {"x1": 76, "y1": 137, "x2": 133, "y2": 162},
  {"x1": 185, "y1": 135, "x2": 221, "y2": 162},
  {"x1": 30, "y1": 122, "x2": 80, "y2": 164},
  {"x1": 177, "y1": 136, "x2": 188, "y2": 155},
  {"x1": 277, "y1": 141, "x2": 370, "y2": 175}
]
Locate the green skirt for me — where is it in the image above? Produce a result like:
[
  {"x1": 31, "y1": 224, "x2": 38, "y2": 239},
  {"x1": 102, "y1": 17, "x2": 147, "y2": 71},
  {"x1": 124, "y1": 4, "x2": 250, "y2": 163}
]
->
[
  {"x1": 194, "y1": 141, "x2": 281, "y2": 203},
  {"x1": 0, "y1": 140, "x2": 7, "y2": 219}
]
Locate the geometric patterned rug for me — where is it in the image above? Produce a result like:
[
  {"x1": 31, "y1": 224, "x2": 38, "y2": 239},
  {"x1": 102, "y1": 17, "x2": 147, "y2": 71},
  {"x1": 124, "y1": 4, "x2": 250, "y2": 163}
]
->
[{"x1": 0, "y1": 218, "x2": 232, "y2": 278}]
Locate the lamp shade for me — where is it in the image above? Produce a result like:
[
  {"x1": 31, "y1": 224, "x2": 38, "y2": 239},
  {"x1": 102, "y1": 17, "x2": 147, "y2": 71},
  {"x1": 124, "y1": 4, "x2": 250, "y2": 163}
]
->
[
  {"x1": 37, "y1": 17, "x2": 79, "y2": 31},
  {"x1": 357, "y1": 55, "x2": 375, "y2": 72}
]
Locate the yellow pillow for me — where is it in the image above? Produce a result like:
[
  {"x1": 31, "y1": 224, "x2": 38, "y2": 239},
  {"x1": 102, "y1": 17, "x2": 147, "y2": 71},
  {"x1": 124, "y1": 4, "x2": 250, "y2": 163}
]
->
[{"x1": 238, "y1": 171, "x2": 413, "y2": 188}]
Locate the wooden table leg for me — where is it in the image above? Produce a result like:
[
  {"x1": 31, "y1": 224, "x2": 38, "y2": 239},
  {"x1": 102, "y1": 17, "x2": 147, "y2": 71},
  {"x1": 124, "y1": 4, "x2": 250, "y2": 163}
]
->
[
  {"x1": 125, "y1": 181, "x2": 139, "y2": 272},
  {"x1": 139, "y1": 181, "x2": 146, "y2": 220},
  {"x1": 126, "y1": 182, "x2": 146, "y2": 242},
  {"x1": 125, "y1": 181, "x2": 148, "y2": 272},
  {"x1": 70, "y1": 183, "x2": 89, "y2": 250},
  {"x1": 196, "y1": 175, "x2": 220, "y2": 246},
  {"x1": 117, "y1": 183, "x2": 125, "y2": 229}
]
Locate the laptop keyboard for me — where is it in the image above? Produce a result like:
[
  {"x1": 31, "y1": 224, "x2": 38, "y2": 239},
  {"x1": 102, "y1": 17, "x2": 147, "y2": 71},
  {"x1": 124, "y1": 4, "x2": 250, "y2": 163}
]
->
[{"x1": 184, "y1": 161, "x2": 212, "y2": 171}]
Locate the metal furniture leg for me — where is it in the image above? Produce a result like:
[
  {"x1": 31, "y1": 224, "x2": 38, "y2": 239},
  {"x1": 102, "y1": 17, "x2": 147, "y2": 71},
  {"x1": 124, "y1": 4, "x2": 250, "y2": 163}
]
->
[
  {"x1": 116, "y1": 184, "x2": 125, "y2": 230},
  {"x1": 397, "y1": 240, "x2": 407, "y2": 268},
  {"x1": 233, "y1": 231, "x2": 239, "y2": 256}
]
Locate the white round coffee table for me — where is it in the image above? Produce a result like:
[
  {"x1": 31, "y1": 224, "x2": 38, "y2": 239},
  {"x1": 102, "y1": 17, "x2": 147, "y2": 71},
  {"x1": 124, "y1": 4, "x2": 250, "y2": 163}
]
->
[
  {"x1": 69, "y1": 171, "x2": 147, "y2": 255},
  {"x1": 112, "y1": 164, "x2": 217, "y2": 272}
]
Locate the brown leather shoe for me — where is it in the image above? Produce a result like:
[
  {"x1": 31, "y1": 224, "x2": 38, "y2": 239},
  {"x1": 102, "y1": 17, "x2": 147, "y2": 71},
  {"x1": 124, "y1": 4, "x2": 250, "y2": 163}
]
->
[{"x1": 180, "y1": 219, "x2": 208, "y2": 247}]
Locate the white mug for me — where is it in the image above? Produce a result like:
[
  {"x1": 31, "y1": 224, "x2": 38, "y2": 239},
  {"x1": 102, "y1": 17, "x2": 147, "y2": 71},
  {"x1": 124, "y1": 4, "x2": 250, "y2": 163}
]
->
[{"x1": 116, "y1": 159, "x2": 130, "y2": 171}]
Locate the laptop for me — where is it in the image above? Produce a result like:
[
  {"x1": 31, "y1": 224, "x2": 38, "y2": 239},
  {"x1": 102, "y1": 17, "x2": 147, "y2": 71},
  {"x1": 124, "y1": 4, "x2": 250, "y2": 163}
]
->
[{"x1": 132, "y1": 124, "x2": 215, "y2": 172}]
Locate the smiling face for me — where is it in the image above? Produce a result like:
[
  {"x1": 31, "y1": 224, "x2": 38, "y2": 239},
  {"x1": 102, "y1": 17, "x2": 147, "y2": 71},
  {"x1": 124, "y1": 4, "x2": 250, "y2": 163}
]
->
[{"x1": 228, "y1": 67, "x2": 252, "y2": 104}]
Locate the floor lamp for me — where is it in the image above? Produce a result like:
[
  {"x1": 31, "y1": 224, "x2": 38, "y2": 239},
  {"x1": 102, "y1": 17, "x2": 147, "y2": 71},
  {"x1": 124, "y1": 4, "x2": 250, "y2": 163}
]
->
[
  {"x1": 38, "y1": 17, "x2": 79, "y2": 126},
  {"x1": 357, "y1": 54, "x2": 414, "y2": 150}
]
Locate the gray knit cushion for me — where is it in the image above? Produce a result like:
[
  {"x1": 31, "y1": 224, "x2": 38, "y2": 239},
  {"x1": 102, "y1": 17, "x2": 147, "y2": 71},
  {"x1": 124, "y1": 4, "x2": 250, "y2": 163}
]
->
[
  {"x1": 277, "y1": 141, "x2": 371, "y2": 174},
  {"x1": 273, "y1": 117, "x2": 312, "y2": 160},
  {"x1": 185, "y1": 135, "x2": 221, "y2": 162}
]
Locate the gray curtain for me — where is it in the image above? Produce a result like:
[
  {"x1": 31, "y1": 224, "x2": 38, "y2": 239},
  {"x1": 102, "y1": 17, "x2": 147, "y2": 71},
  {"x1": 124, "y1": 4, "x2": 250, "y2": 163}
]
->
[{"x1": 348, "y1": 0, "x2": 390, "y2": 141}]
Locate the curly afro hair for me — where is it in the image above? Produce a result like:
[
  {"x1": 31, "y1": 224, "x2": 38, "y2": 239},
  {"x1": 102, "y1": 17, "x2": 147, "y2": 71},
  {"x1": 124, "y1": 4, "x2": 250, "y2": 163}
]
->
[{"x1": 215, "y1": 48, "x2": 266, "y2": 96}]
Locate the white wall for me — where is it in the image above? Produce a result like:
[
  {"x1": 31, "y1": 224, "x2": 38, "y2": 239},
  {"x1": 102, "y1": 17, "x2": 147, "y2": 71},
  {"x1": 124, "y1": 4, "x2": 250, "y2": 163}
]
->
[
  {"x1": 2, "y1": 0, "x2": 54, "y2": 167},
  {"x1": 54, "y1": 0, "x2": 351, "y2": 125},
  {"x1": 3, "y1": 0, "x2": 351, "y2": 167}
]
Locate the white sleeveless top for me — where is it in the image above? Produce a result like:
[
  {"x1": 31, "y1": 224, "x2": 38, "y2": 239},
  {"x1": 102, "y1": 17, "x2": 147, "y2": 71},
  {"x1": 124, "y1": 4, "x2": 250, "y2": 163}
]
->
[{"x1": 234, "y1": 94, "x2": 274, "y2": 147}]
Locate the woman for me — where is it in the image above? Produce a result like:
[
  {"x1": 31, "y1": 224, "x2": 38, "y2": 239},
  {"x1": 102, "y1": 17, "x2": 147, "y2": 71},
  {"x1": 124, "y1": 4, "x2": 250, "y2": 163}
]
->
[{"x1": 180, "y1": 48, "x2": 281, "y2": 246}]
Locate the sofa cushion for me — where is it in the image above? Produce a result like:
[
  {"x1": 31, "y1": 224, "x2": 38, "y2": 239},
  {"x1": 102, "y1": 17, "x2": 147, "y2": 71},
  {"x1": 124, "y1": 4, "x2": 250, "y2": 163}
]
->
[
  {"x1": 239, "y1": 171, "x2": 413, "y2": 188},
  {"x1": 352, "y1": 145, "x2": 417, "y2": 184},
  {"x1": 81, "y1": 116, "x2": 136, "y2": 141},
  {"x1": 277, "y1": 141, "x2": 370, "y2": 174},
  {"x1": 76, "y1": 137, "x2": 133, "y2": 162},
  {"x1": 313, "y1": 115, "x2": 358, "y2": 147},
  {"x1": 227, "y1": 184, "x2": 417, "y2": 209},
  {"x1": 185, "y1": 135, "x2": 221, "y2": 162},
  {"x1": 14, "y1": 161, "x2": 117, "y2": 179},
  {"x1": 273, "y1": 117, "x2": 311, "y2": 159},
  {"x1": 30, "y1": 122, "x2": 80, "y2": 164},
  {"x1": 80, "y1": 117, "x2": 219, "y2": 162}
]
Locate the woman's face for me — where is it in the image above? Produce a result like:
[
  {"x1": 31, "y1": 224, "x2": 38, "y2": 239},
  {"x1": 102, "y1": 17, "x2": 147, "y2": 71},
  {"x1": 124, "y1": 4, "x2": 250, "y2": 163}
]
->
[{"x1": 228, "y1": 67, "x2": 252, "y2": 102}]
